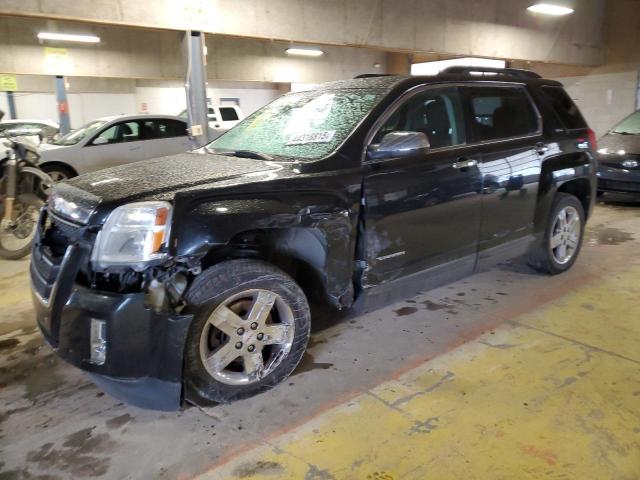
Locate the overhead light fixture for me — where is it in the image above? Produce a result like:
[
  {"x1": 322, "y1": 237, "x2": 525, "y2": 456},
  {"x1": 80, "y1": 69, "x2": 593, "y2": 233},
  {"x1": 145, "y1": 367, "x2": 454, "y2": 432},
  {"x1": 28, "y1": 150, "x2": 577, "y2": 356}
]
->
[
  {"x1": 37, "y1": 32, "x2": 100, "y2": 43},
  {"x1": 285, "y1": 48, "x2": 324, "y2": 57},
  {"x1": 527, "y1": 3, "x2": 574, "y2": 15}
]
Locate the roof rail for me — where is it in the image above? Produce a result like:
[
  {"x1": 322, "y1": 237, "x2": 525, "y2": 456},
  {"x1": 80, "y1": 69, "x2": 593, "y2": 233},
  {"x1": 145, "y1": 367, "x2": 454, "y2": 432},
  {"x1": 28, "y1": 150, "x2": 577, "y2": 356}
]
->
[
  {"x1": 439, "y1": 66, "x2": 542, "y2": 79},
  {"x1": 353, "y1": 74, "x2": 396, "y2": 79}
]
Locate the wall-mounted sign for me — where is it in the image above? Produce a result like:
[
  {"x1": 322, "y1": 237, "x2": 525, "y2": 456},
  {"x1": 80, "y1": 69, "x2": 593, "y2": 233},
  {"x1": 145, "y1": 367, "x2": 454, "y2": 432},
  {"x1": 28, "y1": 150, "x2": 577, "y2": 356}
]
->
[
  {"x1": 0, "y1": 74, "x2": 18, "y2": 91},
  {"x1": 44, "y1": 47, "x2": 73, "y2": 75}
]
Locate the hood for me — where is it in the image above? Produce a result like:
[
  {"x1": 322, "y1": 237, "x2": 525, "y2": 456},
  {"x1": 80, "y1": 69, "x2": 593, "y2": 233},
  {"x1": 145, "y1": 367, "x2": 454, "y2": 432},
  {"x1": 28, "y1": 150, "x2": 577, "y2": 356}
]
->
[
  {"x1": 39, "y1": 142, "x2": 67, "y2": 152},
  {"x1": 598, "y1": 132, "x2": 640, "y2": 155},
  {"x1": 64, "y1": 152, "x2": 281, "y2": 205}
]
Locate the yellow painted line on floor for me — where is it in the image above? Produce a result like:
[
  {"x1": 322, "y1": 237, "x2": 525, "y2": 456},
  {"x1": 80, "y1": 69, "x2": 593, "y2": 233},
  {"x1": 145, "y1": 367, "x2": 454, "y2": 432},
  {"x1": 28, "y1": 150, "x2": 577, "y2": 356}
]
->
[{"x1": 198, "y1": 262, "x2": 640, "y2": 480}]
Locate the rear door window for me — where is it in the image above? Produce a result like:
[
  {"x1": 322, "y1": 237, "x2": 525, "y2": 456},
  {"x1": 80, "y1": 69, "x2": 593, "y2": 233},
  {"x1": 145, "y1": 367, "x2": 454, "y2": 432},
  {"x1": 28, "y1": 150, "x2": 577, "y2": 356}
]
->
[
  {"x1": 142, "y1": 119, "x2": 187, "y2": 139},
  {"x1": 466, "y1": 86, "x2": 540, "y2": 142},
  {"x1": 540, "y1": 86, "x2": 587, "y2": 131}
]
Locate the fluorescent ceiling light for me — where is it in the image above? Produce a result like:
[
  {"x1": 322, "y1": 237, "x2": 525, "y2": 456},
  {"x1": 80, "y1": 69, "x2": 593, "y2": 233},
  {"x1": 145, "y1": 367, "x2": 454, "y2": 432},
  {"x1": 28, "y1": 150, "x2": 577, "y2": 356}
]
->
[
  {"x1": 37, "y1": 32, "x2": 100, "y2": 43},
  {"x1": 285, "y1": 48, "x2": 324, "y2": 57},
  {"x1": 527, "y1": 3, "x2": 574, "y2": 15}
]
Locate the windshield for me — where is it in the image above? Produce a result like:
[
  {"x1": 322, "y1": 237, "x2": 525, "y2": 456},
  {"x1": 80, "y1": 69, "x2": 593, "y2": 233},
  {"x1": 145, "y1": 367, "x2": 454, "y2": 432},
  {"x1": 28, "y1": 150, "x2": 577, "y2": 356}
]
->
[
  {"x1": 53, "y1": 120, "x2": 107, "y2": 146},
  {"x1": 208, "y1": 89, "x2": 384, "y2": 160},
  {"x1": 612, "y1": 111, "x2": 640, "y2": 135}
]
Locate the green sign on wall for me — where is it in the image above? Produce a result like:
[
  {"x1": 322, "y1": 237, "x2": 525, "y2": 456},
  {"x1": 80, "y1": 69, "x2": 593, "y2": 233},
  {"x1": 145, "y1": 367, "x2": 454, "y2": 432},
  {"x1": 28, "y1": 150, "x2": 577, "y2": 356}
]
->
[{"x1": 0, "y1": 74, "x2": 18, "y2": 92}]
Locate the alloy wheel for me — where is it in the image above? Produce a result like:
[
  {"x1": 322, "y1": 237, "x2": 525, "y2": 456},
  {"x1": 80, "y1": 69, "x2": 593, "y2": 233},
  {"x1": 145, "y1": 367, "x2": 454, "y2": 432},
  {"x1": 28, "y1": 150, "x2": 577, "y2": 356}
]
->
[
  {"x1": 549, "y1": 205, "x2": 581, "y2": 265},
  {"x1": 40, "y1": 170, "x2": 68, "y2": 195},
  {"x1": 199, "y1": 289, "x2": 295, "y2": 385}
]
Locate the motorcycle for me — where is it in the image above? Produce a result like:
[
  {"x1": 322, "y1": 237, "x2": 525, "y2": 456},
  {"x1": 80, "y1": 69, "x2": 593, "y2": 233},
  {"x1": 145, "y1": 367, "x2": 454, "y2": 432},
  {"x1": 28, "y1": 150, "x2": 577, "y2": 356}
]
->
[{"x1": 0, "y1": 138, "x2": 52, "y2": 259}]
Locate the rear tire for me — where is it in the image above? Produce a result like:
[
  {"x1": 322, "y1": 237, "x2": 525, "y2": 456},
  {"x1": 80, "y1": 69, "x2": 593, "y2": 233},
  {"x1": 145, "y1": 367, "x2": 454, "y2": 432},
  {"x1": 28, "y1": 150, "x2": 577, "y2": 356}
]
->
[
  {"x1": 39, "y1": 164, "x2": 76, "y2": 195},
  {"x1": 528, "y1": 193, "x2": 585, "y2": 275},
  {"x1": 183, "y1": 259, "x2": 311, "y2": 405}
]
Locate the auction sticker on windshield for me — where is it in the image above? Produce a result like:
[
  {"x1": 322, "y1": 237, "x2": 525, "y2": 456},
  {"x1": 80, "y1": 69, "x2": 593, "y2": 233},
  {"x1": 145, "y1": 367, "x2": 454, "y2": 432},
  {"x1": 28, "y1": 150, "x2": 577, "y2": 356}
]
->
[{"x1": 287, "y1": 131, "x2": 336, "y2": 145}]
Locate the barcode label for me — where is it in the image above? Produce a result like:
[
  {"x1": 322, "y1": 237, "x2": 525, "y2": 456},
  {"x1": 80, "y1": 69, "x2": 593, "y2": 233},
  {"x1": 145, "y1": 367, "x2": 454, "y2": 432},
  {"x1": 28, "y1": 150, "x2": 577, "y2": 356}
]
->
[{"x1": 287, "y1": 130, "x2": 335, "y2": 145}]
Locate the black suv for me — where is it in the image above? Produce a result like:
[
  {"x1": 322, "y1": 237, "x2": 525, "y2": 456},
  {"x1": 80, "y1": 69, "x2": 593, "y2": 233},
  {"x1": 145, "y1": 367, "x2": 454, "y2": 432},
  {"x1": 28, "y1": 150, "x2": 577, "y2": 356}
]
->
[{"x1": 31, "y1": 68, "x2": 597, "y2": 410}]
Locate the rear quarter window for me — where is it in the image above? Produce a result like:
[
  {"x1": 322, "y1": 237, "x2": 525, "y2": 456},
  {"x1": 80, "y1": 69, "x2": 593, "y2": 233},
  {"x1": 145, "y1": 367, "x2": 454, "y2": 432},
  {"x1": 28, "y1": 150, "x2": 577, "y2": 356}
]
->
[
  {"x1": 540, "y1": 86, "x2": 587, "y2": 131},
  {"x1": 466, "y1": 86, "x2": 540, "y2": 142}
]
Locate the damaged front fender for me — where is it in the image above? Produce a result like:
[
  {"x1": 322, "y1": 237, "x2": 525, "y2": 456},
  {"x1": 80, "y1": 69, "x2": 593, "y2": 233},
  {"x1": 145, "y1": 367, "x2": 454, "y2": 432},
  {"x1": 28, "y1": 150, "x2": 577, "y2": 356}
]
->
[{"x1": 171, "y1": 190, "x2": 361, "y2": 308}]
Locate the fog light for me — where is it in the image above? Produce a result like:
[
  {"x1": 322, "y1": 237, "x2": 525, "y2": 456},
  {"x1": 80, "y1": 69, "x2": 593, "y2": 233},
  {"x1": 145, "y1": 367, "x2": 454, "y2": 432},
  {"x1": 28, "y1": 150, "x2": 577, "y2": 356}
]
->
[{"x1": 90, "y1": 319, "x2": 107, "y2": 365}]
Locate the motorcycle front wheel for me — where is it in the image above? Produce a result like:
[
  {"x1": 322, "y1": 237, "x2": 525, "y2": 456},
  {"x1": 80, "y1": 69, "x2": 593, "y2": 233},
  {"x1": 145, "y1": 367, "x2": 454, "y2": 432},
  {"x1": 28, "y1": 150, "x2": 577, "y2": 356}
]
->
[{"x1": 0, "y1": 193, "x2": 42, "y2": 260}]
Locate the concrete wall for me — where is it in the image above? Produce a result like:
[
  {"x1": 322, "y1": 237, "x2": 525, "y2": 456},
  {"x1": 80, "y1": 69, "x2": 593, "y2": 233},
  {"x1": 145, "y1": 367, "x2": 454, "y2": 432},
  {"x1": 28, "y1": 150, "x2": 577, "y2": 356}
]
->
[
  {"x1": 0, "y1": 77, "x2": 283, "y2": 128},
  {"x1": 558, "y1": 71, "x2": 638, "y2": 137},
  {"x1": 0, "y1": 16, "x2": 387, "y2": 82},
  {"x1": 545, "y1": 0, "x2": 640, "y2": 137},
  {"x1": 0, "y1": 0, "x2": 606, "y2": 66}
]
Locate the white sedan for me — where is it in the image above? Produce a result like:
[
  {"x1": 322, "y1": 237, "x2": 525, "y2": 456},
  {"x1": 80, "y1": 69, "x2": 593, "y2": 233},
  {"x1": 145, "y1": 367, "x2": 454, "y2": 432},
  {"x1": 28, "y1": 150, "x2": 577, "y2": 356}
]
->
[
  {"x1": 0, "y1": 119, "x2": 59, "y2": 144},
  {"x1": 38, "y1": 114, "x2": 192, "y2": 182}
]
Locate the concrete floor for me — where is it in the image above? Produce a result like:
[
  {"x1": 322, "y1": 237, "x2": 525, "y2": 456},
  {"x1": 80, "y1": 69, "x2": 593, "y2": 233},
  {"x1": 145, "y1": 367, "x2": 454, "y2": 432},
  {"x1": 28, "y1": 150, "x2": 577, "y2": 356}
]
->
[{"x1": 1, "y1": 199, "x2": 639, "y2": 479}]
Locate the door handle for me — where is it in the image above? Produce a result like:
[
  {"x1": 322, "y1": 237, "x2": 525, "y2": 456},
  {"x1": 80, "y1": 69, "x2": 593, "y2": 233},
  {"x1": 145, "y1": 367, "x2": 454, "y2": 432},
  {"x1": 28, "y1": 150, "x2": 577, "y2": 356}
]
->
[
  {"x1": 452, "y1": 158, "x2": 478, "y2": 170},
  {"x1": 536, "y1": 142, "x2": 549, "y2": 155}
]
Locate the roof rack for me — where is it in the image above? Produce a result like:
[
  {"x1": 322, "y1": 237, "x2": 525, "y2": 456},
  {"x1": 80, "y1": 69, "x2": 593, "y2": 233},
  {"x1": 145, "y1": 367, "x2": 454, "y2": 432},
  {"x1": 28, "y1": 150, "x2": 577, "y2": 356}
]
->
[
  {"x1": 439, "y1": 66, "x2": 542, "y2": 79},
  {"x1": 353, "y1": 74, "x2": 396, "y2": 79}
]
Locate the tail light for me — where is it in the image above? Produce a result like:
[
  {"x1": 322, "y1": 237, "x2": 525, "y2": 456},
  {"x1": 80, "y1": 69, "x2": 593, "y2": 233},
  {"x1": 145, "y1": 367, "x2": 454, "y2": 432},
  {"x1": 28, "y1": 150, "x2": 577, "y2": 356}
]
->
[{"x1": 587, "y1": 129, "x2": 598, "y2": 152}]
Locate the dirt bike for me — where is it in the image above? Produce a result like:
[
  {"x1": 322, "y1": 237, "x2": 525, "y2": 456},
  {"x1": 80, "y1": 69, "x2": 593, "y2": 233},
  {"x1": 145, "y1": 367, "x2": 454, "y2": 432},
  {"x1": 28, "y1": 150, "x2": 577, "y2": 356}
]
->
[{"x1": 0, "y1": 138, "x2": 52, "y2": 259}]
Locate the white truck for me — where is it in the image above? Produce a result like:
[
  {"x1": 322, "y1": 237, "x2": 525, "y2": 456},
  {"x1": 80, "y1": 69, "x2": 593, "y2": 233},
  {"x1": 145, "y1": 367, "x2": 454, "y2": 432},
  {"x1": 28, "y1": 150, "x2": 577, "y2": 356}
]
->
[{"x1": 178, "y1": 105, "x2": 244, "y2": 140}]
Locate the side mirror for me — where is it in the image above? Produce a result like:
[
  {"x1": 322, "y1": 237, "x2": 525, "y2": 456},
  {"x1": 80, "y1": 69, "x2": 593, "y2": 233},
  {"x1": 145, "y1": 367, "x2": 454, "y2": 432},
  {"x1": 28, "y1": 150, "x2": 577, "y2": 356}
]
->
[
  {"x1": 367, "y1": 131, "x2": 430, "y2": 161},
  {"x1": 92, "y1": 136, "x2": 109, "y2": 146}
]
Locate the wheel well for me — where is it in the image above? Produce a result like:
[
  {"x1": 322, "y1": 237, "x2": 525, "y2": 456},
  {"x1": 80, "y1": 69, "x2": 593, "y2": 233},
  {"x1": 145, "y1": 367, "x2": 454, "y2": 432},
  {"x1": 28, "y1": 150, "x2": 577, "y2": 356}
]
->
[
  {"x1": 200, "y1": 228, "x2": 331, "y2": 304},
  {"x1": 557, "y1": 178, "x2": 592, "y2": 217},
  {"x1": 40, "y1": 161, "x2": 78, "y2": 178}
]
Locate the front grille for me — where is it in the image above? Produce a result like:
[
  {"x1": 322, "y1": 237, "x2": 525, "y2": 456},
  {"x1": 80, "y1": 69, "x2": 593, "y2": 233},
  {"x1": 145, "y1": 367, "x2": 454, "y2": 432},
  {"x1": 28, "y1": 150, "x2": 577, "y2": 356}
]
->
[
  {"x1": 599, "y1": 153, "x2": 640, "y2": 168},
  {"x1": 42, "y1": 210, "x2": 84, "y2": 259},
  {"x1": 51, "y1": 214, "x2": 81, "y2": 238},
  {"x1": 599, "y1": 179, "x2": 640, "y2": 192}
]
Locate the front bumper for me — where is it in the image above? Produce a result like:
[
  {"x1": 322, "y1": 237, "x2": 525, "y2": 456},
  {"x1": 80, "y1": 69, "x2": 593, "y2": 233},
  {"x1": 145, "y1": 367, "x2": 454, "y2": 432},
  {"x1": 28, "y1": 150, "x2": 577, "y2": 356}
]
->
[
  {"x1": 30, "y1": 208, "x2": 192, "y2": 410},
  {"x1": 597, "y1": 164, "x2": 640, "y2": 194}
]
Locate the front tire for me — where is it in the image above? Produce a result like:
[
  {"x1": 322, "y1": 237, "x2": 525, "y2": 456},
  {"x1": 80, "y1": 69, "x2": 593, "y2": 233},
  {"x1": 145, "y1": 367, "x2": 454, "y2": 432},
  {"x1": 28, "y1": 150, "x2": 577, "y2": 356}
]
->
[
  {"x1": 0, "y1": 193, "x2": 42, "y2": 260},
  {"x1": 528, "y1": 192, "x2": 585, "y2": 275},
  {"x1": 183, "y1": 259, "x2": 311, "y2": 405}
]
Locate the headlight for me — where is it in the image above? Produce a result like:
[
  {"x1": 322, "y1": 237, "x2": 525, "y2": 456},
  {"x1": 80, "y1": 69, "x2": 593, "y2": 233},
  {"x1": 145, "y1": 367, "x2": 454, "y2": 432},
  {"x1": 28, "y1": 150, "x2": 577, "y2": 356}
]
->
[
  {"x1": 91, "y1": 201, "x2": 173, "y2": 271},
  {"x1": 622, "y1": 159, "x2": 638, "y2": 168},
  {"x1": 49, "y1": 185, "x2": 98, "y2": 224}
]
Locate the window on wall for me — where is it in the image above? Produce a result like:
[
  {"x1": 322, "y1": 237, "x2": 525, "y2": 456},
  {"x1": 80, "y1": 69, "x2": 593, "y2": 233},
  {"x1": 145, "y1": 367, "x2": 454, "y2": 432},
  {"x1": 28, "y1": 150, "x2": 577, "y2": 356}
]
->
[
  {"x1": 374, "y1": 87, "x2": 467, "y2": 149},
  {"x1": 219, "y1": 107, "x2": 239, "y2": 121},
  {"x1": 465, "y1": 87, "x2": 540, "y2": 141},
  {"x1": 411, "y1": 57, "x2": 506, "y2": 76}
]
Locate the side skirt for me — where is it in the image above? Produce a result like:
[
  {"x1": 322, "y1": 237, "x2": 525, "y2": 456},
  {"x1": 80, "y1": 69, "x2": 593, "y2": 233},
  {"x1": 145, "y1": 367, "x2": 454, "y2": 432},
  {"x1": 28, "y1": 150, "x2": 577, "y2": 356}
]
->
[
  {"x1": 359, "y1": 254, "x2": 476, "y2": 312},
  {"x1": 475, "y1": 235, "x2": 536, "y2": 272}
]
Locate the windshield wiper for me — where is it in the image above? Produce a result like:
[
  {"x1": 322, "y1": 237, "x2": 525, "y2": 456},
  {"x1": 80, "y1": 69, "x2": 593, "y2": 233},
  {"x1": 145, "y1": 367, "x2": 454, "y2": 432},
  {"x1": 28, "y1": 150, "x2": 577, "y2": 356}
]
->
[
  {"x1": 221, "y1": 150, "x2": 273, "y2": 161},
  {"x1": 202, "y1": 146, "x2": 274, "y2": 161}
]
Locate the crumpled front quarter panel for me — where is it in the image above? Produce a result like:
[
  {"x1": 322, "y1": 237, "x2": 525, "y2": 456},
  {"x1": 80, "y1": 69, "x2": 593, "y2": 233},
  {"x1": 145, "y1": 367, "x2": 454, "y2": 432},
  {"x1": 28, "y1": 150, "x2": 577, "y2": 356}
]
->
[{"x1": 172, "y1": 169, "x2": 363, "y2": 306}]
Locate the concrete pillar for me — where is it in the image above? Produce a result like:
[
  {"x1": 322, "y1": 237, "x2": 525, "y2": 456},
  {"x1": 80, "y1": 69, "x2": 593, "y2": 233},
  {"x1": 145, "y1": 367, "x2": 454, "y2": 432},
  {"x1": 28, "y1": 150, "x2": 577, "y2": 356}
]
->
[
  {"x1": 182, "y1": 31, "x2": 210, "y2": 146},
  {"x1": 54, "y1": 76, "x2": 71, "y2": 134},
  {"x1": 636, "y1": 69, "x2": 640, "y2": 111},
  {"x1": 5, "y1": 92, "x2": 16, "y2": 119},
  {"x1": 387, "y1": 53, "x2": 411, "y2": 75}
]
